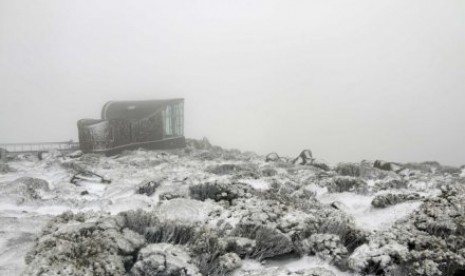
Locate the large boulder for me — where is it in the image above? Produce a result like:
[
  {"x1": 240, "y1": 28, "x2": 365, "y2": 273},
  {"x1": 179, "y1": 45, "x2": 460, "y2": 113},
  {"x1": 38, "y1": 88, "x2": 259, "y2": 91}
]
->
[
  {"x1": 265, "y1": 152, "x2": 281, "y2": 162},
  {"x1": 292, "y1": 149, "x2": 313, "y2": 165}
]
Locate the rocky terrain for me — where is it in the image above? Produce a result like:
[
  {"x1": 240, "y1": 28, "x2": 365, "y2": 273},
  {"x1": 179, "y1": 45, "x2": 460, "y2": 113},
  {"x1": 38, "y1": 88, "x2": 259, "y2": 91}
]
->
[{"x1": 0, "y1": 138, "x2": 464, "y2": 276}]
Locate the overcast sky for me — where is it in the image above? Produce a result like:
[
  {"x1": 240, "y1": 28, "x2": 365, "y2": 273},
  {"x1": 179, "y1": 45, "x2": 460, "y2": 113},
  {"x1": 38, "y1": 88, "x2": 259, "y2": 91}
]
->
[{"x1": 1, "y1": 0, "x2": 464, "y2": 165}]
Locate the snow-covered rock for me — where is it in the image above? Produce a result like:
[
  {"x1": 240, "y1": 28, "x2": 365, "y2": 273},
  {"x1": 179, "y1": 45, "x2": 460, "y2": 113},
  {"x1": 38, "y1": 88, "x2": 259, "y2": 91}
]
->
[
  {"x1": 130, "y1": 243, "x2": 201, "y2": 276},
  {"x1": 24, "y1": 212, "x2": 145, "y2": 276}
]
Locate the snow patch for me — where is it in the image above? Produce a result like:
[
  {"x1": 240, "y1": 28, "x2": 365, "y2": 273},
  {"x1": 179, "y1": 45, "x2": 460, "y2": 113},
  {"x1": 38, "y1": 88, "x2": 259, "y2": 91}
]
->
[
  {"x1": 239, "y1": 179, "x2": 271, "y2": 190},
  {"x1": 318, "y1": 192, "x2": 422, "y2": 231}
]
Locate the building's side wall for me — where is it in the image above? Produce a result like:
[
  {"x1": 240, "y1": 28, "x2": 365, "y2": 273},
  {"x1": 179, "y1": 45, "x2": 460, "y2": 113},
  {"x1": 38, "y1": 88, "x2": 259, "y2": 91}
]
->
[
  {"x1": 77, "y1": 119, "x2": 108, "y2": 153},
  {"x1": 108, "y1": 119, "x2": 132, "y2": 148}
]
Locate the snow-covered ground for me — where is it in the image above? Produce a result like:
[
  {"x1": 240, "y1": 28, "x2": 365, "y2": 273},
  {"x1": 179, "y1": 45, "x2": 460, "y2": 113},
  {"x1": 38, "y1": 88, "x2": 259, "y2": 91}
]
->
[
  {"x1": 0, "y1": 143, "x2": 463, "y2": 276},
  {"x1": 317, "y1": 192, "x2": 423, "y2": 231}
]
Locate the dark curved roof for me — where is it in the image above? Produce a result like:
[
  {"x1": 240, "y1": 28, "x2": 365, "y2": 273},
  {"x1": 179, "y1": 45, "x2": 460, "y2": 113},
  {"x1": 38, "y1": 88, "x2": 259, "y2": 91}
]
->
[{"x1": 101, "y1": 99, "x2": 184, "y2": 120}]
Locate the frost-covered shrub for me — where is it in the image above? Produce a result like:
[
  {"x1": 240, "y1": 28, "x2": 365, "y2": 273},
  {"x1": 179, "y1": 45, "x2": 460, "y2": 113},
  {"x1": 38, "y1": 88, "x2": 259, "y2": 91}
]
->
[
  {"x1": 230, "y1": 198, "x2": 285, "y2": 230},
  {"x1": 233, "y1": 223, "x2": 294, "y2": 260},
  {"x1": 159, "y1": 191, "x2": 185, "y2": 200},
  {"x1": 186, "y1": 137, "x2": 214, "y2": 150},
  {"x1": 372, "y1": 178, "x2": 407, "y2": 192},
  {"x1": 371, "y1": 193, "x2": 422, "y2": 208},
  {"x1": 144, "y1": 220, "x2": 198, "y2": 245},
  {"x1": 407, "y1": 161, "x2": 439, "y2": 172},
  {"x1": 335, "y1": 163, "x2": 361, "y2": 177},
  {"x1": 354, "y1": 191, "x2": 465, "y2": 276},
  {"x1": 130, "y1": 243, "x2": 202, "y2": 276},
  {"x1": 240, "y1": 267, "x2": 337, "y2": 276},
  {"x1": 438, "y1": 165, "x2": 462, "y2": 175},
  {"x1": 206, "y1": 163, "x2": 258, "y2": 176},
  {"x1": 260, "y1": 166, "x2": 278, "y2": 177},
  {"x1": 326, "y1": 176, "x2": 368, "y2": 194},
  {"x1": 191, "y1": 150, "x2": 219, "y2": 160},
  {"x1": 336, "y1": 162, "x2": 393, "y2": 179},
  {"x1": 289, "y1": 197, "x2": 321, "y2": 214},
  {"x1": 193, "y1": 244, "x2": 242, "y2": 276},
  {"x1": 348, "y1": 232, "x2": 410, "y2": 275},
  {"x1": 222, "y1": 237, "x2": 256, "y2": 257},
  {"x1": 119, "y1": 209, "x2": 160, "y2": 235},
  {"x1": 311, "y1": 160, "x2": 331, "y2": 171},
  {"x1": 216, "y1": 252, "x2": 242, "y2": 274},
  {"x1": 402, "y1": 161, "x2": 461, "y2": 175},
  {"x1": 412, "y1": 197, "x2": 462, "y2": 237},
  {"x1": 189, "y1": 182, "x2": 225, "y2": 201},
  {"x1": 1, "y1": 177, "x2": 49, "y2": 200},
  {"x1": 189, "y1": 228, "x2": 238, "y2": 276},
  {"x1": 251, "y1": 227, "x2": 294, "y2": 260},
  {"x1": 350, "y1": 227, "x2": 465, "y2": 276},
  {"x1": 264, "y1": 185, "x2": 320, "y2": 214},
  {"x1": 119, "y1": 210, "x2": 199, "y2": 245},
  {"x1": 189, "y1": 180, "x2": 252, "y2": 202},
  {"x1": 318, "y1": 209, "x2": 367, "y2": 252},
  {"x1": 135, "y1": 180, "x2": 160, "y2": 196},
  {"x1": 24, "y1": 212, "x2": 145, "y2": 276},
  {"x1": 222, "y1": 148, "x2": 252, "y2": 161},
  {"x1": 278, "y1": 211, "x2": 320, "y2": 239},
  {"x1": 273, "y1": 160, "x2": 294, "y2": 169},
  {"x1": 0, "y1": 161, "x2": 14, "y2": 174},
  {"x1": 301, "y1": 234, "x2": 349, "y2": 268}
]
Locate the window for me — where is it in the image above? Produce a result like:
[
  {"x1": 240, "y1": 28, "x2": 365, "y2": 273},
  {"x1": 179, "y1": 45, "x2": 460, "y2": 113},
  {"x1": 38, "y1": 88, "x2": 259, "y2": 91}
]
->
[
  {"x1": 172, "y1": 102, "x2": 184, "y2": 136},
  {"x1": 164, "y1": 105, "x2": 172, "y2": 136},
  {"x1": 162, "y1": 102, "x2": 184, "y2": 138}
]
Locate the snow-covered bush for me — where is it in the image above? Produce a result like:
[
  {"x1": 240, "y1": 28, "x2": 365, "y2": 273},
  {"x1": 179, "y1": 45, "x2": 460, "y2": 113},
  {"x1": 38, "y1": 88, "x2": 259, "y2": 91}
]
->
[
  {"x1": 0, "y1": 161, "x2": 14, "y2": 174},
  {"x1": 135, "y1": 179, "x2": 160, "y2": 196},
  {"x1": 335, "y1": 163, "x2": 362, "y2": 177},
  {"x1": 301, "y1": 234, "x2": 348, "y2": 268},
  {"x1": 371, "y1": 192, "x2": 423, "y2": 208},
  {"x1": 24, "y1": 212, "x2": 145, "y2": 276},
  {"x1": 145, "y1": 220, "x2": 198, "y2": 245},
  {"x1": 189, "y1": 180, "x2": 252, "y2": 202},
  {"x1": 205, "y1": 163, "x2": 258, "y2": 176},
  {"x1": 1, "y1": 176, "x2": 49, "y2": 200},
  {"x1": 326, "y1": 176, "x2": 368, "y2": 194},
  {"x1": 130, "y1": 243, "x2": 202, "y2": 276}
]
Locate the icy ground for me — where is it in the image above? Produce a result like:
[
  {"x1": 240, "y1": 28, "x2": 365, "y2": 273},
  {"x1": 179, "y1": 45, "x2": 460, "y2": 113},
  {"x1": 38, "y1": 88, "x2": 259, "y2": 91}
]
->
[{"x1": 0, "y1": 139, "x2": 464, "y2": 276}]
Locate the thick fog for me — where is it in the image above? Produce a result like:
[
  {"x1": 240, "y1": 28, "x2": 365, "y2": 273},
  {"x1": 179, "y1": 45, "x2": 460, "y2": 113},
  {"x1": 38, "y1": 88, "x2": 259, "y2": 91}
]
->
[{"x1": 0, "y1": 0, "x2": 464, "y2": 165}]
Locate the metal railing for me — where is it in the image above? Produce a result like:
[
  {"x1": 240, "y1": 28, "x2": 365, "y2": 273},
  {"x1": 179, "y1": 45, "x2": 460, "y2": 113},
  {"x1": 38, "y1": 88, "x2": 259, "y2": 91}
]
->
[{"x1": 0, "y1": 141, "x2": 80, "y2": 154}]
